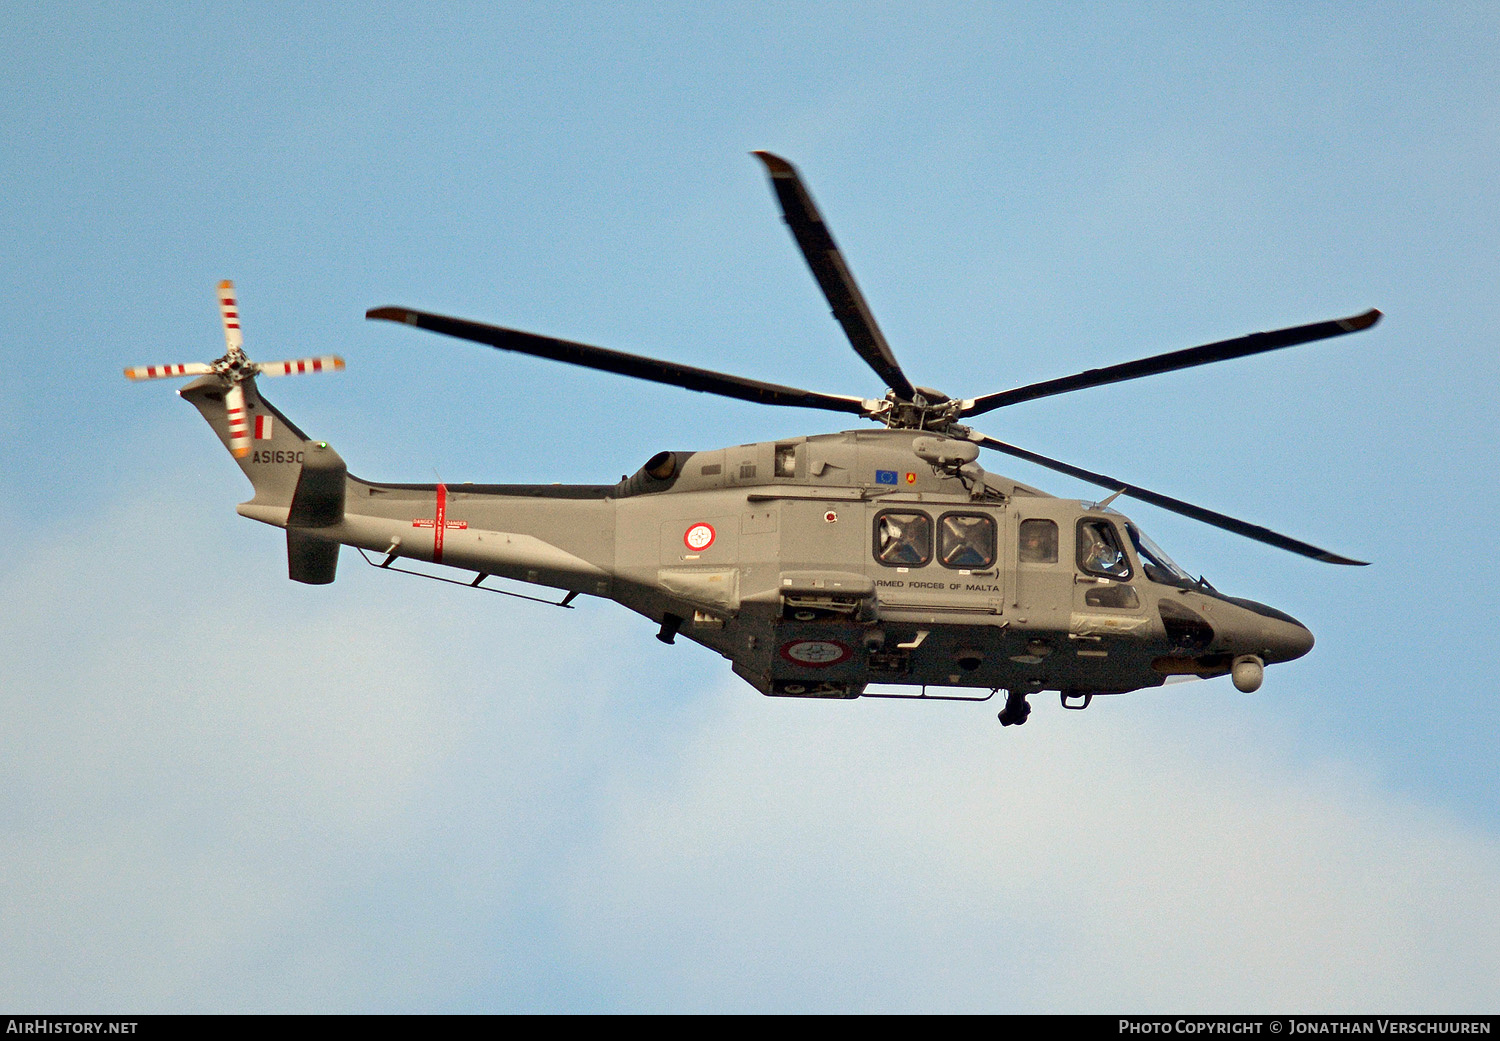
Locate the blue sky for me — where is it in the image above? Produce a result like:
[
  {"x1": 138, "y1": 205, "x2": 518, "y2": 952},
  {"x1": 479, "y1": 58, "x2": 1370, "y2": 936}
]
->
[{"x1": 2, "y1": 2, "x2": 1497, "y2": 1012}]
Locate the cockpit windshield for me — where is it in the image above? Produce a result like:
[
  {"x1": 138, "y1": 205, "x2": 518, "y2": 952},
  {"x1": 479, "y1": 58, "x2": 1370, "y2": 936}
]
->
[{"x1": 1126, "y1": 523, "x2": 1198, "y2": 586}]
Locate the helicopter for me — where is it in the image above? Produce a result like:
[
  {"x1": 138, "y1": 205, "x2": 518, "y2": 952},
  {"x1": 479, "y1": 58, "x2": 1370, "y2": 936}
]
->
[{"x1": 128, "y1": 153, "x2": 1380, "y2": 726}]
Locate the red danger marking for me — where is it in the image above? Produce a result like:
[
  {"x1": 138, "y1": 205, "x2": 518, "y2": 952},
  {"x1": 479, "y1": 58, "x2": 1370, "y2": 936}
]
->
[
  {"x1": 779, "y1": 639, "x2": 853, "y2": 668},
  {"x1": 684, "y1": 522, "x2": 716, "y2": 551},
  {"x1": 432, "y1": 483, "x2": 449, "y2": 564},
  {"x1": 412, "y1": 483, "x2": 468, "y2": 564}
]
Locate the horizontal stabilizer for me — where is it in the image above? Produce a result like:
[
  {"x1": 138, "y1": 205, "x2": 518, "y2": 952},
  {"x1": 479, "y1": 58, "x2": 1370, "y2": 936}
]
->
[{"x1": 287, "y1": 529, "x2": 339, "y2": 584}]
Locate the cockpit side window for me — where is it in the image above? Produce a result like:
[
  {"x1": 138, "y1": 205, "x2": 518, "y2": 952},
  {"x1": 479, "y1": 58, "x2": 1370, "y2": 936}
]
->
[
  {"x1": 1076, "y1": 518, "x2": 1131, "y2": 580},
  {"x1": 1126, "y1": 522, "x2": 1197, "y2": 586},
  {"x1": 1018, "y1": 518, "x2": 1058, "y2": 564},
  {"x1": 938, "y1": 513, "x2": 995, "y2": 569},
  {"x1": 873, "y1": 510, "x2": 932, "y2": 567}
]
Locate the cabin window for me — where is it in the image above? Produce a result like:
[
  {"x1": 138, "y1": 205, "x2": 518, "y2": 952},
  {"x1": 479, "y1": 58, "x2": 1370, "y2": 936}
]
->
[
  {"x1": 774, "y1": 444, "x2": 797, "y2": 478},
  {"x1": 873, "y1": 510, "x2": 932, "y2": 567},
  {"x1": 938, "y1": 513, "x2": 995, "y2": 569},
  {"x1": 1085, "y1": 584, "x2": 1140, "y2": 609},
  {"x1": 1077, "y1": 518, "x2": 1131, "y2": 580},
  {"x1": 1018, "y1": 519, "x2": 1058, "y2": 564}
]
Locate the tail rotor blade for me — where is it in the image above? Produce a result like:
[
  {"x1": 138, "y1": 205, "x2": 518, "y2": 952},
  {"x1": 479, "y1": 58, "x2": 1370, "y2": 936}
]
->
[
  {"x1": 218, "y1": 280, "x2": 244, "y2": 353},
  {"x1": 258, "y1": 356, "x2": 346, "y2": 376},
  {"x1": 124, "y1": 362, "x2": 214, "y2": 381},
  {"x1": 225, "y1": 381, "x2": 251, "y2": 459}
]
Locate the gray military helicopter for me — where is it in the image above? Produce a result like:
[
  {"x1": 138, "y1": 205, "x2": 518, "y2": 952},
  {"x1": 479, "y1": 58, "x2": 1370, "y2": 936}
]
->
[{"x1": 129, "y1": 153, "x2": 1380, "y2": 725}]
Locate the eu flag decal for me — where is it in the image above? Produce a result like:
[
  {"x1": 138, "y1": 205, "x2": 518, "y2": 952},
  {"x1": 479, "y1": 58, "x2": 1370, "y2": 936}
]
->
[{"x1": 876, "y1": 470, "x2": 898, "y2": 485}]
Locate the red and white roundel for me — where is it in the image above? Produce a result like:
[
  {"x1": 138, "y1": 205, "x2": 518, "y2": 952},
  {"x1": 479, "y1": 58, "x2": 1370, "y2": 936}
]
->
[
  {"x1": 779, "y1": 639, "x2": 853, "y2": 668},
  {"x1": 684, "y1": 522, "x2": 716, "y2": 551}
]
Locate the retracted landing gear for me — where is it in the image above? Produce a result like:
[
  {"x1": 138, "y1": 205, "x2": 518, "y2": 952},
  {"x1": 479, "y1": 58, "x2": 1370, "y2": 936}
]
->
[
  {"x1": 998, "y1": 689, "x2": 1031, "y2": 727},
  {"x1": 656, "y1": 612, "x2": 684, "y2": 645}
]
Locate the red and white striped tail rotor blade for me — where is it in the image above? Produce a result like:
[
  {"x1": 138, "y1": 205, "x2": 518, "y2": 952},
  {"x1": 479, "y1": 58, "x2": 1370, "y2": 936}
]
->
[
  {"x1": 217, "y1": 280, "x2": 244, "y2": 353},
  {"x1": 124, "y1": 362, "x2": 215, "y2": 381},
  {"x1": 225, "y1": 381, "x2": 252, "y2": 459},
  {"x1": 258, "y1": 355, "x2": 346, "y2": 377}
]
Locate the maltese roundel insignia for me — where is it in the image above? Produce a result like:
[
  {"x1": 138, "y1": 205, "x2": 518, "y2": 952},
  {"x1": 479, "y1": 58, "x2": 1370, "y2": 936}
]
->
[
  {"x1": 684, "y1": 522, "x2": 716, "y2": 551},
  {"x1": 779, "y1": 639, "x2": 853, "y2": 668}
]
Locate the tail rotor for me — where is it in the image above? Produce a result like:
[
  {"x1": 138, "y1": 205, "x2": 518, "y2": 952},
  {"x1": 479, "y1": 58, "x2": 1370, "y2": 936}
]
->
[{"x1": 125, "y1": 280, "x2": 345, "y2": 458}]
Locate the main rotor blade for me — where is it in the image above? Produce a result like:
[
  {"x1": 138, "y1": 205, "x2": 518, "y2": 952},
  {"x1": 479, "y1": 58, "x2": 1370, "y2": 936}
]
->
[
  {"x1": 968, "y1": 432, "x2": 1368, "y2": 565},
  {"x1": 752, "y1": 151, "x2": 918, "y2": 402},
  {"x1": 366, "y1": 306, "x2": 872, "y2": 416},
  {"x1": 962, "y1": 309, "x2": 1382, "y2": 418}
]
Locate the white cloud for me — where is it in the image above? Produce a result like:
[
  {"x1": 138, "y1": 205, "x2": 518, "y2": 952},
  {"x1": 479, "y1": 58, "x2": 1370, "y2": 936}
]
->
[
  {"x1": 558, "y1": 696, "x2": 1500, "y2": 1012},
  {"x1": 0, "y1": 480, "x2": 634, "y2": 1010}
]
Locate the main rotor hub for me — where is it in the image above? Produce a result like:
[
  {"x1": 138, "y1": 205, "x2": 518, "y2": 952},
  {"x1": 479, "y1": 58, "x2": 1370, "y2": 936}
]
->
[{"x1": 879, "y1": 387, "x2": 963, "y2": 431}]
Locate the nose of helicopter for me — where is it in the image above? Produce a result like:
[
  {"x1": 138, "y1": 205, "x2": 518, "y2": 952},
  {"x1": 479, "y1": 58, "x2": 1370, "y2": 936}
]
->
[
  {"x1": 1225, "y1": 597, "x2": 1315, "y2": 663},
  {"x1": 1263, "y1": 614, "x2": 1315, "y2": 663}
]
